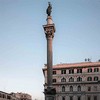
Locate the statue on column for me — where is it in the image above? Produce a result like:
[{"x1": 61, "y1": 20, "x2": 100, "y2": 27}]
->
[{"x1": 46, "y1": 2, "x2": 52, "y2": 16}]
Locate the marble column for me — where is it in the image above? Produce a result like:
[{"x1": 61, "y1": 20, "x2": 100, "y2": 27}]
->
[{"x1": 43, "y1": 16, "x2": 56, "y2": 100}]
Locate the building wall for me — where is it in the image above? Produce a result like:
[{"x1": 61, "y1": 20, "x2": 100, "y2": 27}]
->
[
  {"x1": 0, "y1": 91, "x2": 32, "y2": 100},
  {"x1": 43, "y1": 62, "x2": 100, "y2": 100},
  {"x1": 0, "y1": 91, "x2": 18, "y2": 100},
  {"x1": 14, "y1": 92, "x2": 32, "y2": 100}
]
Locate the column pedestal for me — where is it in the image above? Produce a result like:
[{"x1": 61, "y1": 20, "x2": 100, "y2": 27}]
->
[{"x1": 44, "y1": 87, "x2": 56, "y2": 100}]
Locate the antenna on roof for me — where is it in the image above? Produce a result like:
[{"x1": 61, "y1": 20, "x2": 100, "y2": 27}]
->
[
  {"x1": 85, "y1": 58, "x2": 87, "y2": 62},
  {"x1": 88, "y1": 58, "x2": 90, "y2": 62},
  {"x1": 98, "y1": 59, "x2": 100, "y2": 62},
  {"x1": 88, "y1": 58, "x2": 91, "y2": 62},
  {"x1": 85, "y1": 58, "x2": 91, "y2": 62}
]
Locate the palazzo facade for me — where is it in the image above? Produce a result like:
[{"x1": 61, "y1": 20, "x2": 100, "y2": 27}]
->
[{"x1": 43, "y1": 62, "x2": 100, "y2": 100}]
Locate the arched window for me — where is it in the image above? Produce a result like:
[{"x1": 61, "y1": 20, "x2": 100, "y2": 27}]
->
[
  {"x1": 69, "y1": 77, "x2": 74, "y2": 82},
  {"x1": 94, "y1": 76, "x2": 98, "y2": 81},
  {"x1": 87, "y1": 77, "x2": 92, "y2": 81},
  {"x1": 62, "y1": 86, "x2": 65, "y2": 92},
  {"x1": 77, "y1": 77, "x2": 82, "y2": 82},
  {"x1": 70, "y1": 86, "x2": 73, "y2": 92},
  {"x1": 87, "y1": 96, "x2": 91, "y2": 100},
  {"x1": 78, "y1": 96, "x2": 81, "y2": 100},
  {"x1": 61, "y1": 77, "x2": 66, "y2": 82},
  {"x1": 94, "y1": 96, "x2": 97, "y2": 100},
  {"x1": 70, "y1": 96, "x2": 73, "y2": 100},
  {"x1": 62, "y1": 96, "x2": 65, "y2": 100},
  {"x1": 77, "y1": 86, "x2": 81, "y2": 91}
]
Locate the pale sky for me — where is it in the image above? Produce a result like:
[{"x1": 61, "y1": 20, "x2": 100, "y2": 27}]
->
[{"x1": 0, "y1": 0, "x2": 100, "y2": 100}]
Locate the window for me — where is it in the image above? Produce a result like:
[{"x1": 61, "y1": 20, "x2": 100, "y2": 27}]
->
[
  {"x1": 61, "y1": 69, "x2": 66, "y2": 74},
  {"x1": 94, "y1": 76, "x2": 98, "y2": 81},
  {"x1": 77, "y1": 77, "x2": 82, "y2": 82},
  {"x1": 94, "y1": 96, "x2": 97, "y2": 100},
  {"x1": 88, "y1": 87, "x2": 91, "y2": 91},
  {"x1": 88, "y1": 68, "x2": 92, "y2": 73},
  {"x1": 53, "y1": 71, "x2": 56, "y2": 74},
  {"x1": 78, "y1": 96, "x2": 81, "y2": 100},
  {"x1": 70, "y1": 86, "x2": 73, "y2": 92},
  {"x1": 70, "y1": 96, "x2": 73, "y2": 100},
  {"x1": 61, "y1": 77, "x2": 66, "y2": 82},
  {"x1": 94, "y1": 68, "x2": 99, "y2": 72},
  {"x1": 69, "y1": 77, "x2": 74, "y2": 82},
  {"x1": 87, "y1": 77, "x2": 92, "y2": 81},
  {"x1": 7, "y1": 96, "x2": 11, "y2": 99},
  {"x1": 77, "y1": 69, "x2": 82, "y2": 73},
  {"x1": 78, "y1": 86, "x2": 81, "y2": 91},
  {"x1": 52, "y1": 79, "x2": 56, "y2": 83},
  {"x1": 62, "y1": 96, "x2": 65, "y2": 100},
  {"x1": 87, "y1": 96, "x2": 91, "y2": 100},
  {"x1": 62, "y1": 86, "x2": 65, "y2": 92},
  {"x1": 69, "y1": 69, "x2": 74, "y2": 74},
  {"x1": 3, "y1": 94, "x2": 5, "y2": 98},
  {"x1": 0, "y1": 94, "x2": 1, "y2": 97}
]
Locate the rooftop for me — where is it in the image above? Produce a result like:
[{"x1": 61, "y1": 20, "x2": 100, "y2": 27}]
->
[{"x1": 43, "y1": 62, "x2": 100, "y2": 70}]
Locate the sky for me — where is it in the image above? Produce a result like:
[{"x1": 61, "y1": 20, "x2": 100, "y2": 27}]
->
[{"x1": 0, "y1": 0, "x2": 100, "y2": 100}]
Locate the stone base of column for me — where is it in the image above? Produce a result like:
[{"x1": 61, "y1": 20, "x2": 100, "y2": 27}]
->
[
  {"x1": 44, "y1": 87, "x2": 56, "y2": 100},
  {"x1": 45, "y1": 95, "x2": 55, "y2": 100}
]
